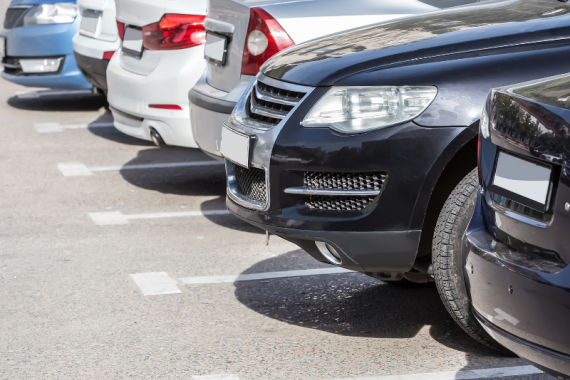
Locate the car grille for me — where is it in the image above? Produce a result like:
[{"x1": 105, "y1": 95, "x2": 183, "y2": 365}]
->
[
  {"x1": 233, "y1": 164, "x2": 267, "y2": 205},
  {"x1": 4, "y1": 7, "x2": 29, "y2": 29},
  {"x1": 304, "y1": 172, "x2": 387, "y2": 211},
  {"x1": 247, "y1": 80, "x2": 306, "y2": 126}
]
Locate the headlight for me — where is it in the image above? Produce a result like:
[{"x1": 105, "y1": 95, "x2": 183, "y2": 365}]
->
[
  {"x1": 23, "y1": 3, "x2": 78, "y2": 26},
  {"x1": 480, "y1": 107, "x2": 490, "y2": 139},
  {"x1": 302, "y1": 86, "x2": 437, "y2": 134}
]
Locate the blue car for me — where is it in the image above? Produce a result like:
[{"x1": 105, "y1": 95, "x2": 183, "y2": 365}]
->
[{"x1": 1, "y1": 0, "x2": 91, "y2": 89}]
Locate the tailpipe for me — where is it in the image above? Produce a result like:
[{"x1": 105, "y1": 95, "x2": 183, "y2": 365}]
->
[{"x1": 150, "y1": 127, "x2": 166, "y2": 146}]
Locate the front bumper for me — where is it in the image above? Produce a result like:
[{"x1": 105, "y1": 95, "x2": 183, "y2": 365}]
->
[
  {"x1": 1, "y1": 20, "x2": 90, "y2": 89},
  {"x1": 465, "y1": 197, "x2": 570, "y2": 378},
  {"x1": 106, "y1": 47, "x2": 206, "y2": 148}
]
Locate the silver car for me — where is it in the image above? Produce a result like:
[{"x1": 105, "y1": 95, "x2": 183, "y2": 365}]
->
[{"x1": 189, "y1": 0, "x2": 476, "y2": 160}]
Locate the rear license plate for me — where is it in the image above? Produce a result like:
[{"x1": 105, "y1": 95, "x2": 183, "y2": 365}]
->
[
  {"x1": 220, "y1": 124, "x2": 251, "y2": 168},
  {"x1": 79, "y1": 9, "x2": 100, "y2": 36},
  {"x1": 122, "y1": 27, "x2": 144, "y2": 57},
  {"x1": 204, "y1": 32, "x2": 228, "y2": 66},
  {"x1": 491, "y1": 152, "x2": 552, "y2": 211},
  {"x1": 0, "y1": 36, "x2": 5, "y2": 58}
]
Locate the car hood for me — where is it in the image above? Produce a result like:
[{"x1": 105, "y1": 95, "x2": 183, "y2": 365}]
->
[{"x1": 261, "y1": 0, "x2": 570, "y2": 86}]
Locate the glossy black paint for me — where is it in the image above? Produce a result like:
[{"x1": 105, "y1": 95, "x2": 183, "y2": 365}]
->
[
  {"x1": 74, "y1": 52, "x2": 109, "y2": 92},
  {"x1": 468, "y1": 74, "x2": 570, "y2": 378},
  {"x1": 263, "y1": 0, "x2": 570, "y2": 127},
  {"x1": 230, "y1": 0, "x2": 570, "y2": 274}
]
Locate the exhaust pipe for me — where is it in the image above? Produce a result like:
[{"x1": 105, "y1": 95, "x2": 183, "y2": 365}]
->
[
  {"x1": 315, "y1": 241, "x2": 342, "y2": 265},
  {"x1": 149, "y1": 127, "x2": 166, "y2": 146}
]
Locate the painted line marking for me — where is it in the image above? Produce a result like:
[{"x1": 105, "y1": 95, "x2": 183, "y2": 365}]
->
[
  {"x1": 89, "y1": 209, "x2": 231, "y2": 225},
  {"x1": 35, "y1": 122, "x2": 114, "y2": 133},
  {"x1": 131, "y1": 268, "x2": 354, "y2": 295},
  {"x1": 58, "y1": 161, "x2": 224, "y2": 176},
  {"x1": 130, "y1": 272, "x2": 181, "y2": 296},
  {"x1": 17, "y1": 89, "x2": 94, "y2": 99},
  {"x1": 193, "y1": 375, "x2": 239, "y2": 380},
  {"x1": 177, "y1": 267, "x2": 353, "y2": 285},
  {"x1": 325, "y1": 365, "x2": 542, "y2": 380}
]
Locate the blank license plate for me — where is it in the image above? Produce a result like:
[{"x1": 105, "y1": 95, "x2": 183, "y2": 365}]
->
[
  {"x1": 122, "y1": 27, "x2": 143, "y2": 57},
  {"x1": 0, "y1": 36, "x2": 5, "y2": 58},
  {"x1": 492, "y1": 152, "x2": 551, "y2": 211},
  {"x1": 220, "y1": 125, "x2": 251, "y2": 168},
  {"x1": 80, "y1": 9, "x2": 100, "y2": 35},
  {"x1": 204, "y1": 32, "x2": 227, "y2": 66}
]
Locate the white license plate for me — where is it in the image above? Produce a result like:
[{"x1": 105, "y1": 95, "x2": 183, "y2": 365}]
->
[
  {"x1": 122, "y1": 27, "x2": 144, "y2": 57},
  {"x1": 220, "y1": 125, "x2": 251, "y2": 168},
  {"x1": 79, "y1": 9, "x2": 100, "y2": 35},
  {"x1": 492, "y1": 152, "x2": 551, "y2": 210},
  {"x1": 204, "y1": 32, "x2": 227, "y2": 66},
  {"x1": 0, "y1": 36, "x2": 5, "y2": 58}
]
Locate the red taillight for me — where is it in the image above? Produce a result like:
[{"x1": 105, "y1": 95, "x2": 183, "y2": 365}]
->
[
  {"x1": 102, "y1": 51, "x2": 115, "y2": 60},
  {"x1": 241, "y1": 7, "x2": 294, "y2": 76},
  {"x1": 143, "y1": 14, "x2": 206, "y2": 50},
  {"x1": 117, "y1": 21, "x2": 125, "y2": 41},
  {"x1": 149, "y1": 104, "x2": 183, "y2": 110}
]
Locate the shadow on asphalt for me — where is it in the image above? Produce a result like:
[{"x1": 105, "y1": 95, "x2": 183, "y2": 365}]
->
[
  {"x1": 7, "y1": 91, "x2": 107, "y2": 112},
  {"x1": 233, "y1": 250, "x2": 506, "y2": 357}
]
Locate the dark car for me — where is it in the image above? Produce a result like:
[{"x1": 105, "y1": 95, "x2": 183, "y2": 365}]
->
[
  {"x1": 221, "y1": 0, "x2": 570, "y2": 351},
  {"x1": 443, "y1": 74, "x2": 570, "y2": 378}
]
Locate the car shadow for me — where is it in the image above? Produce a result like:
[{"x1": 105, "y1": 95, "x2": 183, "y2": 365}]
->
[
  {"x1": 233, "y1": 250, "x2": 506, "y2": 357},
  {"x1": 7, "y1": 90, "x2": 107, "y2": 112}
]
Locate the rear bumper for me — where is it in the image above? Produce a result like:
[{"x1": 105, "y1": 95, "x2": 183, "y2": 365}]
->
[
  {"x1": 465, "y1": 197, "x2": 570, "y2": 378},
  {"x1": 189, "y1": 72, "x2": 255, "y2": 157},
  {"x1": 106, "y1": 46, "x2": 206, "y2": 148},
  {"x1": 227, "y1": 196, "x2": 421, "y2": 273},
  {"x1": 74, "y1": 52, "x2": 109, "y2": 91}
]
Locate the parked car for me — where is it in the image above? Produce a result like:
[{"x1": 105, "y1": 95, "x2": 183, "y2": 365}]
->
[
  {"x1": 72, "y1": 0, "x2": 119, "y2": 95},
  {"x1": 106, "y1": 0, "x2": 207, "y2": 147},
  {"x1": 446, "y1": 73, "x2": 570, "y2": 378},
  {"x1": 0, "y1": 0, "x2": 91, "y2": 89},
  {"x1": 220, "y1": 0, "x2": 570, "y2": 352},
  {"x1": 189, "y1": 0, "x2": 478, "y2": 160}
]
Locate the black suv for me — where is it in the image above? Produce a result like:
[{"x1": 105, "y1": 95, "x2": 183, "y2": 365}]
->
[{"x1": 220, "y1": 0, "x2": 570, "y2": 350}]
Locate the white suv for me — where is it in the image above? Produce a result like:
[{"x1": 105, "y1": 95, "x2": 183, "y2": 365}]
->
[
  {"x1": 189, "y1": 0, "x2": 462, "y2": 159},
  {"x1": 106, "y1": 0, "x2": 207, "y2": 147}
]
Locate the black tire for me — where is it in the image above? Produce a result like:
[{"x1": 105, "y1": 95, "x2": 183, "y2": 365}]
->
[{"x1": 432, "y1": 168, "x2": 513, "y2": 355}]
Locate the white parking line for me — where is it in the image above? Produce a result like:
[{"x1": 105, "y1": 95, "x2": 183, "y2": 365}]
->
[
  {"x1": 89, "y1": 209, "x2": 231, "y2": 225},
  {"x1": 326, "y1": 365, "x2": 542, "y2": 380},
  {"x1": 187, "y1": 366, "x2": 542, "y2": 380},
  {"x1": 130, "y1": 272, "x2": 181, "y2": 296},
  {"x1": 35, "y1": 122, "x2": 114, "y2": 133},
  {"x1": 131, "y1": 268, "x2": 354, "y2": 295},
  {"x1": 58, "y1": 161, "x2": 224, "y2": 176},
  {"x1": 177, "y1": 267, "x2": 353, "y2": 284}
]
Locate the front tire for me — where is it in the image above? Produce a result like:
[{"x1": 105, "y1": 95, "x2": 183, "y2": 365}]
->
[{"x1": 432, "y1": 168, "x2": 512, "y2": 354}]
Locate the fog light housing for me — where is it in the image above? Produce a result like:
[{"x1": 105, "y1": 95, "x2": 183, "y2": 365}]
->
[
  {"x1": 20, "y1": 57, "x2": 63, "y2": 73},
  {"x1": 315, "y1": 241, "x2": 342, "y2": 265}
]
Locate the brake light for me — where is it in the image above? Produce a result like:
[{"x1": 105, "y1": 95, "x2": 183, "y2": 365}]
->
[
  {"x1": 241, "y1": 7, "x2": 294, "y2": 76},
  {"x1": 117, "y1": 21, "x2": 125, "y2": 41},
  {"x1": 102, "y1": 51, "x2": 115, "y2": 60},
  {"x1": 143, "y1": 14, "x2": 206, "y2": 50},
  {"x1": 149, "y1": 104, "x2": 183, "y2": 110}
]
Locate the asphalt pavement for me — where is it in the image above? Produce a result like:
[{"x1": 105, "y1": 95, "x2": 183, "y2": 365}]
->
[{"x1": 0, "y1": 82, "x2": 557, "y2": 379}]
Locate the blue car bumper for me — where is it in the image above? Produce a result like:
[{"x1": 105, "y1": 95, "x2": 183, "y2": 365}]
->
[{"x1": 0, "y1": 15, "x2": 90, "y2": 89}]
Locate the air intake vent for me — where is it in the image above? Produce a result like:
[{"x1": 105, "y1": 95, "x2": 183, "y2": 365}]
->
[
  {"x1": 248, "y1": 80, "x2": 306, "y2": 126},
  {"x1": 302, "y1": 172, "x2": 387, "y2": 211},
  {"x1": 4, "y1": 7, "x2": 29, "y2": 29},
  {"x1": 233, "y1": 164, "x2": 267, "y2": 205}
]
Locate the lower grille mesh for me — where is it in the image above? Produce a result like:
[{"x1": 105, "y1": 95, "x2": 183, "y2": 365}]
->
[
  {"x1": 233, "y1": 164, "x2": 267, "y2": 205},
  {"x1": 304, "y1": 171, "x2": 387, "y2": 211}
]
